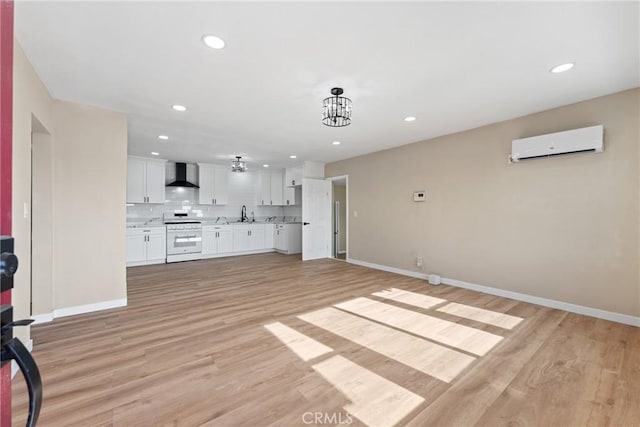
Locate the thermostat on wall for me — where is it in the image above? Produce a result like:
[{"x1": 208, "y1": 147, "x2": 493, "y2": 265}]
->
[{"x1": 413, "y1": 191, "x2": 426, "y2": 202}]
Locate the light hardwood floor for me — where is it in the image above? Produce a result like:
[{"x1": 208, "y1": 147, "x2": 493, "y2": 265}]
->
[{"x1": 12, "y1": 253, "x2": 640, "y2": 426}]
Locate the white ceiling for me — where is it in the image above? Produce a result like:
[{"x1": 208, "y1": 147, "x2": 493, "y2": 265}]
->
[{"x1": 15, "y1": 1, "x2": 639, "y2": 169}]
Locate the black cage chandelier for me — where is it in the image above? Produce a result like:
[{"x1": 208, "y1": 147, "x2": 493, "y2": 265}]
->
[
  {"x1": 231, "y1": 156, "x2": 247, "y2": 172},
  {"x1": 322, "y1": 87, "x2": 352, "y2": 127}
]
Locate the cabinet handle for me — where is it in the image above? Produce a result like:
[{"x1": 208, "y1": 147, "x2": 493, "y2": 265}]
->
[
  {"x1": 214, "y1": 198, "x2": 217, "y2": 204},
  {"x1": 270, "y1": 201, "x2": 272, "y2": 205}
]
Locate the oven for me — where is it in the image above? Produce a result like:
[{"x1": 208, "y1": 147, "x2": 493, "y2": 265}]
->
[{"x1": 164, "y1": 213, "x2": 203, "y2": 262}]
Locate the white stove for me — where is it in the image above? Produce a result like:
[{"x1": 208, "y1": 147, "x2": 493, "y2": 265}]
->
[{"x1": 164, "y1": 213, "x2": 203, "y2": 263}]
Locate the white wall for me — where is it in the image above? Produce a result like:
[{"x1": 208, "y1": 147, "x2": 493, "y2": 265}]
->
[
  {"x1": 12, "y1": 42, "x2": 54, "y2": 342},
  {"x1": 13, "y1": 42, "x2": 128, "y2": 328},
  {"x1": 51, "y1": 101, "x2": 128, "y2": 310}
]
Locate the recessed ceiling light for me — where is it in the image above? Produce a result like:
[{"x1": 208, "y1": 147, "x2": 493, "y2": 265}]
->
[
  {"x1": 151, "y1": 152, "x2": 159, "y2": 156},
  {"x1": 202, "y1": 35, "x2": 225, "y2": 49},
  {"x1": 172, "y1": 104, "x2": 187, "y2": 112},
  {"x1": 158, "y1": 135, "x2": 169, "y2": 140},
  {"x1": 332, "y1": 141, "x2": 341, "y2": 145},
  {"x1": 263, "y1": 164, "x2": 269, "y2": 168},
  {"x1": 550, "y1": 63, "x2": 574, "y2": 73},
  {"x1": 404, "y1": 116, "x2": 416, "y2": 122},
  {"x1": 290, "y1": 155, "x2": 297, "y2": 159}
]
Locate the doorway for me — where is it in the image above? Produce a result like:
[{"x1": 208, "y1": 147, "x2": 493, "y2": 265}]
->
[
  {"x1": 328, "y1": 176, "x2": 348, "y2": 261},
  {"x1": 30, "y1": 114, "x2": 53, "y2": 321}
]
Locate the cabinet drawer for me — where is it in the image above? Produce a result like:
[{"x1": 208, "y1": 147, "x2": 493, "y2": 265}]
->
[{"x1": 127, "y1": 227, "x2": 166, "y2": 236}]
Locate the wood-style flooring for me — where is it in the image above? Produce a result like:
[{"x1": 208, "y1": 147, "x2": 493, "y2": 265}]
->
[{"x1": 12, "y1": 253, "x2": 640, "y2": 426}]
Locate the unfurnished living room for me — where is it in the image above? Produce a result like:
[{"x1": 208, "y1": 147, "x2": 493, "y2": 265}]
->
[{"x1": 0, "y1": 1, "x2": 638, "y2": 426}]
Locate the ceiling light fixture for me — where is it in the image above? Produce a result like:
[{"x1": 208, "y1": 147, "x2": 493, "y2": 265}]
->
[
  {"x1": 404, "y1": 116, "x2": 416, "y2": 122},
  {"x1": 151, "y1": 152, "x2": 159, "y2": 156},
  {"x1": 332, "y1": 141, "x2": 341, "y2": 145},
  {"x1": 322, "y1": 87, "x2": 352, "y2": 127},
  {"x1": 172, "y1": 104, "x2": 187, "y2": 112},
  {"x1": 231, "y1": 156, "x2": 247, "y2": 172},
  {"x1": 202, "y1": 35, "x2": 225, "y2": 49},
  {"x1": 158, "y1": 135, "x2": 169, "y2": 140},
  {"x1": 290, "y1": 155, "x2": 297, "y2": 159},
  {"x1": 550, "y1": 63, "x2": 574, "y2": 73},
  {"x1": 263, "y1": 164, "x2": 269, "y2": 168}
]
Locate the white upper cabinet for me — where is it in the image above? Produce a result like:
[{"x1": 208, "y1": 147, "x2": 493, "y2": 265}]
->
[
  {"x1": 127, "y1": 157, "x2": 166, "y2": 204},
  {"x1": 259, "y1": 170, "x2": 284, "y2": 206},
  {"x1": 270, "y1": 170, "x2": 284, "y2": 206},
  {"x1": 198, "y1": 163, "x2": 229, "y2": 205},
  {"x1": 285, "y1": 166, "x2": 303, "y2": 187}
]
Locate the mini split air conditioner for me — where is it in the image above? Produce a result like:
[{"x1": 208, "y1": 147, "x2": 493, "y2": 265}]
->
[{"x1": 510, "y1": 125, "x2": 603, "y2": 162}]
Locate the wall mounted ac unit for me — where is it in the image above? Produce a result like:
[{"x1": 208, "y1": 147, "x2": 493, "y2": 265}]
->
[{"x1": 510, "y1": 125, "x2": 603, "y2": 162}]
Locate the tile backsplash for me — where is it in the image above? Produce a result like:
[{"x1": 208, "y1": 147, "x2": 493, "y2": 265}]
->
[{"x1": 127, "y1": 166, "x2": 300, "y2": 222}]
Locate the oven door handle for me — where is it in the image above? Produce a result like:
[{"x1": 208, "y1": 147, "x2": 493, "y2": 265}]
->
[
  {"x1": 1, "y1": 337, "x2": 43, "y2": 427},
  {"x1": 174, "y1": 235, "x2": 202, "y2": 242}
]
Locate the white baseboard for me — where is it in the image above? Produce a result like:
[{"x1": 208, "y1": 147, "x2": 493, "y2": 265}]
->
[
  {"x1": 31, "y1": 313, "x2": 54, "y2": 324},
  {"x1": 348, "y1": 258, "x2": 429, "y2": 280},
  {"x1": 347, "y1": 258, "x2": 640, "y2": 327},
  {"x1": 52, "y1": 298, "x2": 127, "y2": 319},
  {"x1": 338, "y1": 250, "x2": 347, "y2": 255},
  {"x1": 11, "y1": 339, "x2": 33, "y2": 379},
  {"x1": 201, "y1": 248, "x2": 275, "y2": 259},
  {"x1": 127, "y1": 258, "x2": 166, "y2": 267}
]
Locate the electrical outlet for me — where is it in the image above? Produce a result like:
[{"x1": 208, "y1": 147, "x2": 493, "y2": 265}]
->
[{"x1": 416, "y1": 257, "x2": 423, "y2": 267}]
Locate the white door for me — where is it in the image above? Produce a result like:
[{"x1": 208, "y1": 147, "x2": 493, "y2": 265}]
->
[
  {"x1": 302, "y1": 178, "x2": 331, "y2": 261},
  {"x1": 145, "y1": 161, "x2": 166, "y2": 203}
]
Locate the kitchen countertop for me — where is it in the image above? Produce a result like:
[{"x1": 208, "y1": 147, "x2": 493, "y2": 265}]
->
[{"x1": 127, "y1": 220, "x2": 300, "y2": 228}]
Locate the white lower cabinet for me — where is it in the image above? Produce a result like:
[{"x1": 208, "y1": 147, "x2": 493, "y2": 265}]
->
[
  {"x1": 202, "y1": 225, "x2": 233, "y2": 257},
  {"x1": 232, "y1": 223, "x2": 270, "y2": 252},
  {"x1": 264, "y1": 224, "x2": 275, "y2": 249},
  {"x1": 275, "y1": 224, "x2": 302, "y2": 254},
  {"x1": 126, "y1": 227, "x2": 166, "y2": 266}
]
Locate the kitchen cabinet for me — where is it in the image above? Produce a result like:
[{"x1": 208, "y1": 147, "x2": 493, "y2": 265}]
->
[
  {"x1": 285, "y1": 166, "x2": 303, "y2": 187},
  {"x1": 126, "y1": 227, "x2": 166, "y2": 266},
  {"x1": 275, "y1": 224, "x2": 302, "y2": 254},
  {"x1": 258, "y1": 170, "x2": 284, "y2": 206},
  {"x1": 198, "y1": 163, "x2": 229, "y2": 205},
  {"x1": 264, "y1": 224, "x2": 275, "y2": 249},
  {"x1": 202, "y1": 225, "x2": 233, "y2": 256},
  {"x1": 127, "y1": 157, "x2": 166, "y2": 204},
  {"x1": 233, "y1": 224, "x2": 267, "y2": 252}
]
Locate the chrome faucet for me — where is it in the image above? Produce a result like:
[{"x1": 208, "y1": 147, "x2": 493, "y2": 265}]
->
[{"x1": 241, "y1": 205, "x2": 247, "y2": 222}]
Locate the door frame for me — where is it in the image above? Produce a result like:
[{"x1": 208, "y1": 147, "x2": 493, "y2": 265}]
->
[
  {"x1": 0, "y1": 0, "x2": 14, "y2": 425},
  {"x1": 326, "y1": 175, "x2": 349, "y2": 261}
]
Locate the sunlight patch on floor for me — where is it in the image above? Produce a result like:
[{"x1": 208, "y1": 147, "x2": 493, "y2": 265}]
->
[
  {"x1": 312, "y1": 355, "x2": 425, "y2": 427},
  {"x1": 436, "y1": 302, "x2": 523, "y2": 329},
  {"x1": 335, "y1": 297, "x2": 503, "y2": 356},
  {"x1": 298, "y1": 307, "x2": 476, "y2": 382},
  {"x1": 372, "y1": 287, "x2": 446, "y2": 309},
  {"x1": 264, "y1": 322, "x2": 333, "y2": 361}
]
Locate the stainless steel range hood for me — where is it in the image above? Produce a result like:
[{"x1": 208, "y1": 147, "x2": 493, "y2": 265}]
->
[{"x1": 166, "y1": 162, "x2": 199, "y2": 188}]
